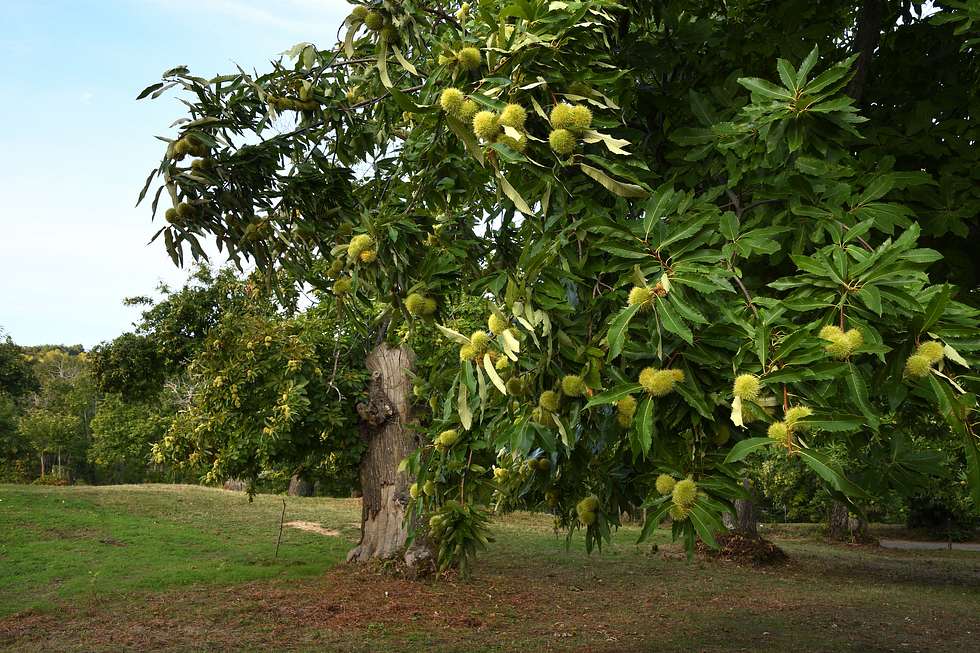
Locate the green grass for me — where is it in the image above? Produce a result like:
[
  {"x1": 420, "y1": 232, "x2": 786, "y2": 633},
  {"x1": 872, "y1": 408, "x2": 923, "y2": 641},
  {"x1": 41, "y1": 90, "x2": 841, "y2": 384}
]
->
[
  {"x1": 1, "y1": 484, "x2": 979, "y2": 652},
  {"x1": 0, "y1": 484, "x2": 355, "y2": 616}
]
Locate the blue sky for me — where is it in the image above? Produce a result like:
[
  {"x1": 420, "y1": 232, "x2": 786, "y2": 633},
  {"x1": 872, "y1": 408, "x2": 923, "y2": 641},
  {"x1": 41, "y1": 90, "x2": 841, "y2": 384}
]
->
[{"x1": 0, "y1": 0, "x2": 349, "y2": 348}]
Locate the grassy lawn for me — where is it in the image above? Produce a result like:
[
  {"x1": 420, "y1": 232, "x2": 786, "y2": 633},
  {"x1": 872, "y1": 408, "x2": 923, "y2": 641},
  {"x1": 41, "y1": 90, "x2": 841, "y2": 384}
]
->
[{"x1": 1, "y1": 484, "x2": 978, "y2": 652}]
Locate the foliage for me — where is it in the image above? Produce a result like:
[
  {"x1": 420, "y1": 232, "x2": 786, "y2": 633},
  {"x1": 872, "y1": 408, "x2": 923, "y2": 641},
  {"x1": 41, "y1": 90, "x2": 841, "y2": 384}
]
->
[
  {"x1": 0, "y1": 394, "x2": 23, "y2": 463},
  {"x1": 906, "y1": 480, "x2": 978, "y2": 542},
  {"x1": 15, "y1": 349, "x2": 97, "y2": 480},
  {"x1": 0, "y1": 332, "x2": 37, "y2": 399},
  {"x1": 90, "y1": 334, "x2": 165, "y2": 403},
  {"x1": 153, "y1": 300, "x2": 370, "y2": 493},
  {"x1": 754, "y1": 451, "x2": 834, "y2": 523},
  {"x1": 139, "y1": 0, "x2": 980, "y2": 568},
  {"x1": 91, "y1": 265, "x2": 259, "y2": 401},
  {"x1": 88, "y1": 394, "x2": 174, "y2": 482}
]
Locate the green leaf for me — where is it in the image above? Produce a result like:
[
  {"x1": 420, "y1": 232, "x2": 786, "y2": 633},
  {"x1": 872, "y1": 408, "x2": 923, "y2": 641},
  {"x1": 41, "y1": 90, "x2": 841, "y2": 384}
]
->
[
  {"x1": 920, "y1": 285, "x2": 951, "y2": 333},
  {"x1": 457, "y1": 381, "x2": 472, "y2": 431},
  {"x1": 803, "y1": 55, "x2": 858, "y2": 95},
  {"x1": 635, "y1": 396, "x2": 654, "y2": 457},
  {"x1": 800, "y1": 415, "x2": 865, "y2": 432},
  {"x1": 855, "y1": 176, "x2": 894, "y2": 205},
  {"x1": 585, "y1": 383, "x2": 643, "y2": 408},
  {"x1": 674, "y1": 375, "x2": 713, "y2": 418},
  {"x1": 435, "y1": 323, "x2": 473, "y2": 346},
  {"x1": 856, "y1": 285, "x2": 882, "y2": 315},
  {"x1": 580, "y1": 164, "x2": 648, "y2": 198},
  {"x1": 797, "y1": 45, "x2": 820, "y2": 83},
  {"x1": 737, "y1": 77, "x2": 794, "y2": 100},
  {"x1": 656, "y1": 297, "x2": 693, "y2": 344},
  {"x1": 797, "y1": 445, "x2": 868, "y2": 499},
  {"x1": 776, "y1": 59, "x2": 798, "y2": 92},
  {"x1": 391, "y1": 44, "x2": 418, "y2": 76},
  {"x1": 927, "y1": 374, "x2": 966, "y2": 437},
  {"x1": 496, "y1": 171, "x2": 534, "y2": 215},
  {"x1": 688, "y1": 502, "x2": 721, "y2": 548},
  {"x1": 719, "y1": 212, "x2": 739, "y2": 241},
  {"x1": 553, "y1": 412, "x2": 573, "y2": 449},
  {"x1": 724, "y1": 437, "x2": 775, "y2": 464},
  {"x1": 846, "y1": 364, "x2": 879, "y2": 430},
  {"x1": 605, "y1": 303, "x2": 641, "y2": 361},
  {"x1": 136, "y1": 82, "x2": 164, "y2": 100},
  {"x1": 446, "y1": 116, "x2": 485, "y2": 166},
  {"x1": 637, "y1": 496, "x2": 671, "y2": 543},
  {"x1": 643, "y1": 186, "x2": 676, "y2": 238}
]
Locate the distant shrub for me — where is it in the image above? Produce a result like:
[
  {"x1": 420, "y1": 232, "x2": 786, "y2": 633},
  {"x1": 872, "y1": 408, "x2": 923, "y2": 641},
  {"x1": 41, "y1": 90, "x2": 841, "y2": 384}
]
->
[{"x1": 32, "y1": 475, "x2": 70, "y2": 486}]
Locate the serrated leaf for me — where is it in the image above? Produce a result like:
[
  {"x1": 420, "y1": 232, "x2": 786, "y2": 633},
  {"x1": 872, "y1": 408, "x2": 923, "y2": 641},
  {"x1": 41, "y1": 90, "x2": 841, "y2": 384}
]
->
[
  {"x1": 136, "y1": 82, "x2": 164, "y2": 100},
  {"x1": 856, "y1": 285, "x2": 882, "y2": 315},
  {"x1": 920, "y1": 285, "x2": 951, "y2": 333},
  {"x1": 636, "y1": 396, "x2": 654, "y2": 457},
  {"x1": 496, "y1": 171, "x2": 534, "y2": 215},
  {"x1": 730, "y1": 396, "x2": 744, "y2": 427},
  {"x1": 637, "y1": 496, "x2": 672, "y2": 542},
  {"x1": 580, "y1": 164, "x2": 648, "y2": 198},
  {"x1": 800, "y1": 415, "x2": 865, "y2": 432},
  {"x1": 483, "y1": 353, "x2": 507, "y2": 395},
  {"x1": 436, "y1": 323, "x2": 472, "y2": 346},
  {"x1": 776, "y1": 58, "x2": 798, "y2": 92},
  {"x1": 688, "y1": 501, "x2": 722, "y2": 549},
  {"x1": 855, "y1": 176, "x2": 894, "y2": 205},
  {"x1": 447, "y1": 116, "x2": 485, "y2": 166},
  {"x1": 391, "y1": 44, "x2": 418, "y2": 75},
  {"x1": 376, "y1": 38, "x2": 392, "y2": 89},
  {"x1": 737, "y1": 77, "x2": 794, "y2": 100},
  {"x1": 846, "y1": 364, "x2": 879, "y2": 429},
  {"x1": 605, "y1": 303, "x2": 641, "y2": 361},
  {"x1": 656, "y1": 297, "x2": 693, "y2": 344},
  {"x1": 643, "y1": 186, "x2": 676, "y2": 238},
  {"x1": 943, "y1": 344, "x2": 969, "y2": 367},
  {"x1": 458, "y1": 381, "x2": 472, "y2": 430},
  {"x1": 582, "y1": 129, "x2": 631, "y2": 155},
  {"x1": 553, "y1": 412, "x2": 572, "y2": 449},
  {"x1": 585, "y1": 383, "x2": 643, "y2": 408},
  {"x1": 797, "y1": 445, "x2": 868, "y2": 499},
  {"x1": 724, "y1": 437, "x2": 774, "y2": 463}
]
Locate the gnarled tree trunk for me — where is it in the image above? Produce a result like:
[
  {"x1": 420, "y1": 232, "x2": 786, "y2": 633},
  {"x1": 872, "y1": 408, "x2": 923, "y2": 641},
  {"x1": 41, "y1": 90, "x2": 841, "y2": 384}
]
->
[
  {"x1": 287, "y1": 473, "x2": 314, "y2": 497},
  {"x1": 828, "y1": 500, "x2": 871, "y2": 542},
  {"x1": 347, "y1": 344, "x2": 429, "y2": 567},
  {"x1": 723, "y1": 478, "x2": 759, "y2": 537}
]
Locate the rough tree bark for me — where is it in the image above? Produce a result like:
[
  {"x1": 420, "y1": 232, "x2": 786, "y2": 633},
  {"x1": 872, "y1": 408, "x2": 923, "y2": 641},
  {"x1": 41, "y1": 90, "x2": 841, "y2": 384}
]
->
[
  {"x1": 287, "y1": 473, "x2": 314, "y2": 497},
  {"x1": 723, "y1": 479, "x2": 759, "y2": 537},
  {"x1": 828, "y1": 501, "x2": 851, "y2": 540},
  {"x1": 846, "y1": 0, "x2": 883, "y2": 102},
  {"x1": 347, "y1": 344, "x2": 430, "y2": 567},
  {"x1": 827, "y1": 500, "x2": 871, "y2": 542},
  {"x1": 223, "y1": 478, "x2": 246, "y2": 492}
]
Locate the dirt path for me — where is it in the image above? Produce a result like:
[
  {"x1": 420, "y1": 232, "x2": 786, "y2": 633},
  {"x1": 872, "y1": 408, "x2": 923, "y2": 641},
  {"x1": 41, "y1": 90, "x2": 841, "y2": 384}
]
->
[{"x1": 879, "y1": 538, "x2": 980, "y2": 551}]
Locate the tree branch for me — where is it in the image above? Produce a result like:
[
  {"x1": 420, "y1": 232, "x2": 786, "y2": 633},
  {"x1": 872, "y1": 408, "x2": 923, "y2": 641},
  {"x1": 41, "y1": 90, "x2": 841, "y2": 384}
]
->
[{"x1": 847, "y1": 0, "x2": 884, "y2": 102}]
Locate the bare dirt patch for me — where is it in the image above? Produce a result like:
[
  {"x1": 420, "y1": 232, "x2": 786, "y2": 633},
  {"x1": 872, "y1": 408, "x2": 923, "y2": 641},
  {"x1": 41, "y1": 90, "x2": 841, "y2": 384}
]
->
[{"x1": 283, "y1": 520, "x2": 340, "y2": 537}]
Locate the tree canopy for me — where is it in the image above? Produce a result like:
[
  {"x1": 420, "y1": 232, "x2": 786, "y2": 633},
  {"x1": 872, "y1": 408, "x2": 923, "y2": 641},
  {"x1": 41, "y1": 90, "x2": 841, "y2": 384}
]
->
[{"x1": 139, "y1": 0, "x2": 980, "y2": 568}]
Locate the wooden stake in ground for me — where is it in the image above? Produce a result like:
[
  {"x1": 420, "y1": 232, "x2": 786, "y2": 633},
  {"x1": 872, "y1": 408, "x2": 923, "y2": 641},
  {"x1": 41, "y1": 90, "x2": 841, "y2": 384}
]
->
[{"x1": 275, "y1": 499, "x2": 286, "y2": 558}]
